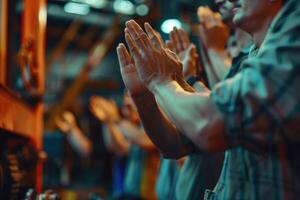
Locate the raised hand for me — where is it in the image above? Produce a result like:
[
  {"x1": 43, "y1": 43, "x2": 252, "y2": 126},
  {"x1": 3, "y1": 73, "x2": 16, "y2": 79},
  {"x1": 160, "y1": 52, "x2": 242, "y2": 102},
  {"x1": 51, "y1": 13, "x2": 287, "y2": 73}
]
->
[
  {"x1": 55, "y1": 111, "x2": 77, "y2": 134},
  {"x1": 116, "y1": 43, "x2": 148, "y2": 98},
  {"x1": 168, "y1": 27, "x2": 198, "y2": 78},
  {"x1": 89, "y1": 96, "x2": 120, "y2": 123},
  {"x1": 89, "y1": 96, "x2": 109, "y2": 122},
  {"x1": 197, "y1": 6, "x2": 229, "y2": 50},
  {"x1": 124, "y1": 20, "x2": 182, "y2": 90},
  {"x1": 104, "y1": 99, "x2": 121, "y2": 123}
]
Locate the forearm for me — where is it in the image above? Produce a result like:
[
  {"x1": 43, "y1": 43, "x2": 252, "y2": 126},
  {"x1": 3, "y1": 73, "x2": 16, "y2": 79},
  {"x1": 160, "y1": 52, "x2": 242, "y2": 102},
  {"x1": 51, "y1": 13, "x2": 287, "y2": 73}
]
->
[
  {"x1": 150, "y1": 79, "x2": 229, "y2": 152},
  {"x1": 68, "y1": 127, "x2": 92, "y2": 157},
  {"x1": 105, "y1": 123, "x2": 131, "y2": 156},
  {"x1": 132, "y1": 91, "x2": 191, "y2": 158},
  {"x1": 118, "y1": 121, "x2": 156, "y2": 151},
  {"x1": 206, "y1": 49, "x2": 231, "y2": 86},
  {"x1": 126, "y1": 132, "x2": 156, "y2": 151}
]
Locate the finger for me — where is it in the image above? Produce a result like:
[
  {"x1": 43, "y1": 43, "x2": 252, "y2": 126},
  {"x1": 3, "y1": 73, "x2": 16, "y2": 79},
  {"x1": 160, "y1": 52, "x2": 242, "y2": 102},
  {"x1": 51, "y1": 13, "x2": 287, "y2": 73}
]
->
[
  {"x1": 126, "y1": 20, "x2": 152, "y2": 50},
  {"x1": 197, "y1": 7, "x2": 206, "y2": 25},
  {"x1": 214, "y1": 13, "x2": 222, "y2": 22},
  {"x1": 155, "y1": 29, "x2": 166, "y2": 48},
  {"x1": 178, "y1": 29, "x2": 190, "y2": 49},
  {"x1": 124, "y1": 32, "x2": 143, "y2": 61},
  {"x1": 166, "y1": 40, "x2": 176, "y2": 52},
  {"x1": 119, "y1": 43, "x2": 133, "y2": 65},
  {"x1": 200, "y1": 7, "x2": 213, "y2": 29},
  {"x1": 173, "y1": 27, "x2": 185, "y2": 51},
  {"x1": 173, "y1": 27, "x2": 186, "y2": 52},
  {"x1": 127, "y1": 20, "x2": 145, "y2": 38},
  {"x1": 124, "y1": 27, "x2": 148, "y2": 54},
  {"x1": 117, "y1": 44, "x2": 127, "y2": 68},
  {"x1": 191, "y1": 45, "x2": 198, "y2": 60},
  {"x1": 144, "y1": 22, "x2": 164, "y2": 50},
  {"x1": 170, "y1": 29, "x2": 180, "y2": 53},
  {"x1": 165, "y1": 48, "x2": 179, "y2": 61},
  {"x1": 125, "y1": 20, "x2": 143, "y2": 42},
  {"x1": 117, "y1": 43, "x2": 132, "y2": 67},
  {"x1": 205, "y1": 8, "x2": 215, "y2": 28}
]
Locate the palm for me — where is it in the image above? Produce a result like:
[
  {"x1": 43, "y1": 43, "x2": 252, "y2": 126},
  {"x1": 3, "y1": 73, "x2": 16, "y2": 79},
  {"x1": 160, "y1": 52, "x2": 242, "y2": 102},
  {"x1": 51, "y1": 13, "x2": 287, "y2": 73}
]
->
[
  {"x1": 91, "y1": 104, "x2": 107, "y2": 122},
  {"x1": 178, "y1": 45, "x2": 196, "y2": 77},
  {"x1": 180, "y1": 49, "x2": 193, "y2": 67},
  {"x1": 117, "y1": 43, "x2": 148, "y2": 97},
  {"x1": 122, "y1": 66, "x2": 146, "y2": 96}
]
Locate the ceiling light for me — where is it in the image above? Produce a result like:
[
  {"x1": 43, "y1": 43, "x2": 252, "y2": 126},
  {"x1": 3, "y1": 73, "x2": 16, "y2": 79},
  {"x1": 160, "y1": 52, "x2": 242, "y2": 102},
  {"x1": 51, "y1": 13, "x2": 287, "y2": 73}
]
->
[
  {"x1": 64, "y1": 2, "x2": 90, "y2": 16},
  {"x1": 161, "y1": 19, "x2": 182, "y2": 34},
  {"x1": 113, "y1": 0, "x2": 135, "y2": 15},
  {"x1": 136, "y1": 4, "x2": 149, "y2": 16}
]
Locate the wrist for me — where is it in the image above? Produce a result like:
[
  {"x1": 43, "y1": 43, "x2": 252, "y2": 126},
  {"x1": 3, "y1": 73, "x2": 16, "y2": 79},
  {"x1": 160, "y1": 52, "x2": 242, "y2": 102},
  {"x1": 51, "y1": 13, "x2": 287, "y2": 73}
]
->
[
  {"x1": 67, "y1": 125, "x2": 76, "y2": 135},
  {"x1": 148, "y1": 76, "x2": 173, "y2": 93},
  {"x1": 108, "y1": 117, "x2": 121, "y2": 124}
]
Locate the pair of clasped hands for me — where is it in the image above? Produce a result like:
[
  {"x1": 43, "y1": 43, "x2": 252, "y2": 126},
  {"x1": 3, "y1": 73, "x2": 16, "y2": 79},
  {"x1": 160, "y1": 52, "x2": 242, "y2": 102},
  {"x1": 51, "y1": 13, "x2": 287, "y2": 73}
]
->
[{"x1": 116, "y1": 20, "x2": 184, "y2": 98}]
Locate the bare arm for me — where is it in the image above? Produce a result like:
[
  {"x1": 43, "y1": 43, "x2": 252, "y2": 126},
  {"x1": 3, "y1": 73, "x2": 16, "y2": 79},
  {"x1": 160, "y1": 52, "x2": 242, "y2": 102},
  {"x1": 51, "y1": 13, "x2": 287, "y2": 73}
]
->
[
  {"x1": 118, "y1": 120, "x2": 156, "y2": 151},
  {"x1": 55, "y1": 111, "x2": 92, "y2": 157},
  {"x1": 132, "y1": 91, "x2": 194, "y2": 158},
  {"x1": 67, "y1": 126, "x2": 92, "y2": 157},
  {"x1": 103, "y1": 122, "x2": 131, "y2": 156},
  {"x1": 205, "y1": 49, "x2": 231, "y2": 86},
  {"x1": 197, "y1": 7, "x2": 231, "y2": 87},
  {"x1": 117, "y1": 37, "x2": 193, "y2": 159},
  {"x1": 123, "y1": 20, "x2": 229, "y2": 152},
  {"x1": 150, "y1": 79, "x2": 228, "y2": 153}
]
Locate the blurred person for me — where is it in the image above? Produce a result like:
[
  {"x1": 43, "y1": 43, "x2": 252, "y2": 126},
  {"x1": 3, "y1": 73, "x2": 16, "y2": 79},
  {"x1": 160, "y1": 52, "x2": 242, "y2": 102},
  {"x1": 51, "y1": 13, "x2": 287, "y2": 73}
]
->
[
  {"x1": 90, "y1": 95, "x2": 159, "y2": 200},
  {"x1": 56, "y1": 111, "x2": 92, "y2": 157},
  {"x1": 215, "y1": 0, "x2": 252, "y2": 58},
  {"x1": 117, "y1": 0, "x2": 300, "y2": 199},
  {"x1": 197, "y1": 5, "x2": 251, "y2": 87},
  {"x1": 55, "y1": 111, "x2": 93, "y2": 186},
  {"x1": 90, "y1": 95, "x2": 129, "y2": 198}
]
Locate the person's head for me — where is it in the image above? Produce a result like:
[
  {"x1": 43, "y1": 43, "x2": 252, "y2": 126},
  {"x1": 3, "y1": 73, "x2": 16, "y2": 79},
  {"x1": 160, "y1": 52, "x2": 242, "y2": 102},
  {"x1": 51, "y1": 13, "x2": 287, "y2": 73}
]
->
[
  {"x1": 215, "y1": 0, "x2": 236, "y2": 28},
  {"x1": 228, "y1": 0, "x2": 284, "y2": 35}
]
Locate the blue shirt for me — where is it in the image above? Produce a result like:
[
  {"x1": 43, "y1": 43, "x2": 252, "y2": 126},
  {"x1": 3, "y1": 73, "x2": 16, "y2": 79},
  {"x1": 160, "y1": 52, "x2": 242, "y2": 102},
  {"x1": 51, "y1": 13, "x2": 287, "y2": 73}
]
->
[{"x1": 207, "y1": 1, "x2": 300, "y2": 199}]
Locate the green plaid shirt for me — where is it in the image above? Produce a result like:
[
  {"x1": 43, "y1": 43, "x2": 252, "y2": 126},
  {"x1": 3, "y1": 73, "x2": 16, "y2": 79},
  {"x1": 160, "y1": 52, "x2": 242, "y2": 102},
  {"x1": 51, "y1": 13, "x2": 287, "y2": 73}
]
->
[{"x1": 207, "y1": 0, "x2": 300, "y2": 199}]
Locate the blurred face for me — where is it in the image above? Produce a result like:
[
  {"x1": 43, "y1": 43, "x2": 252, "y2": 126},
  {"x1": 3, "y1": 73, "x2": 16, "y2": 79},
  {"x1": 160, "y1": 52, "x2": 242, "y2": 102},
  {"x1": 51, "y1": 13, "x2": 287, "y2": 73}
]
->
[
  {"x1": 122, "y1": 94, "x2": 139, "y2": 123},
  {"x1": 215, "y1": 0, "x2": 235, "y2": 22},
  {"x1": 229, "y1": 0, "x2": 275, "y2": 33}
]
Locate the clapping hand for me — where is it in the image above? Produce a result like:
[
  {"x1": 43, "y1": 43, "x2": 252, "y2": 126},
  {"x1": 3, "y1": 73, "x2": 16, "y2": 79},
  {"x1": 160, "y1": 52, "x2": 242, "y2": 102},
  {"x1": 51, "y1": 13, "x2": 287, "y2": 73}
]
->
[
  {"x1": 167, "y1": 27, "x2": 198, "y2": 78},
  {"x1": 89, "y1": 96, "x2": 120, "y2": 123},
  {"x1": 197, "y1": 6, "x2": 229, "y2": 50},
  {"x1": 55, "y1": 111, "x2": 77, "y2": 134},
  {"x1": 123, "y1": 20, "x2": 182, "y2": 90}
]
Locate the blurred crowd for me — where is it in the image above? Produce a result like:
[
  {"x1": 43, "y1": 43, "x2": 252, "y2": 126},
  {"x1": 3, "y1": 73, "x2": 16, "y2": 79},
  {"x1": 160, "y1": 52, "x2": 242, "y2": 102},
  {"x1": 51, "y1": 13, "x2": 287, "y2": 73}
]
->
[{"x1": 53, "y1": 0, "x2": 300, "y2": 199}]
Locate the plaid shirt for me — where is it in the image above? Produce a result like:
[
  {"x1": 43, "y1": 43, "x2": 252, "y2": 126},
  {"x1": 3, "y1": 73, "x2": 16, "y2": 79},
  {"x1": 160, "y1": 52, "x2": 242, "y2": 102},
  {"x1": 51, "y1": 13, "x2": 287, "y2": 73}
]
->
[{"x1": 207, "y1": 0, "x2": 300, "y2": 199}]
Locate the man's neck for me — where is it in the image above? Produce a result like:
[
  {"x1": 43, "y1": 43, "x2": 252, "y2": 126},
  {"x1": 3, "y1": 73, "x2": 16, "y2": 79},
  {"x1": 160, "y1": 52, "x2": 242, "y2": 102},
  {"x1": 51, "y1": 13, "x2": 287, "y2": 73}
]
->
[
  {"x1": 252, "y1": 20, "x2": 272, "y2": 48},
  {"x1": 251, "y1": 5, "x2": 282, "y2": 48},
  {"x1": 235, "y1": 28, "x2": 252, "y2": 50}
]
